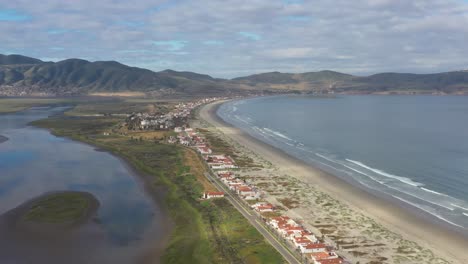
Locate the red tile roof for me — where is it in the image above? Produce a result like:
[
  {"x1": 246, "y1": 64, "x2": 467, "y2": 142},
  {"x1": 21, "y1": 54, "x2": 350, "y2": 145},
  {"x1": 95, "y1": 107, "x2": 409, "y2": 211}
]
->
[
  {"x1": 317, "y1": 258, "x2": 343, "y2": 264},
  {"x1": 295, "y1": 237, "x2": 312, "y2": 243},
  {"x1": 304, "y1": 243, "x2": 327, "y2": 249}
]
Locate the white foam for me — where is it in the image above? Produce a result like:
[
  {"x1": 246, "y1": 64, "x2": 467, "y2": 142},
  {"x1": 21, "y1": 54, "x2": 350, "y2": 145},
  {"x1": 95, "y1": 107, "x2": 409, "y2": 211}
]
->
[
  {"x1": 463, "y1": 213, "x2": 468, "y2": 217},
  {"x1": 451, "y1": 204, "x2": 468, "y2": 211},
  {"x1": 386, "y1": 185, "x2": 455, "y2": 211},
  {"x1": 420, "y1": 187, "x2": 449, "y2": 197},
  {"x1": 317, "y1": 155, "x2": 456, "y2": 211},
  {"x1": 392, "y1": 196, "x2": 465, "y2": 229},
  {"x1": 234, "y1": 115, "x2": 251, "y2": 125},
  {"x1": 263, "y1": 128, "x2": 293, "y2": 141},
  {"x1": 316, "y1": 154, "x2": 387, "y2": 185},
  {"x1": 346, "y1": 159, "x2": 423, "y2": 187}
]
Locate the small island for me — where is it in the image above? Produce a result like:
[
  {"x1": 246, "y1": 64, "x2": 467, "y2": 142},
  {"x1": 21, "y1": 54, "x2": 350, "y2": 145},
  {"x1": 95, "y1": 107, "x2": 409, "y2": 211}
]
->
[
  {"x1": 0, "y1": 135, "x2": 8, "y2": 144},
  {"x1": 22, "y1": 191, "x2": 98, "y2": 225}
]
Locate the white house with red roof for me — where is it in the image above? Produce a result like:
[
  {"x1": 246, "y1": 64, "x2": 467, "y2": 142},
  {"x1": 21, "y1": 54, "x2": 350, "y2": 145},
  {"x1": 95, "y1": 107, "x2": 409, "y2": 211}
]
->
[
  {"x1": 268, "y1": 216, "x2": 297, "y2": 229},
  {"x1": 299, "y1": 243, "x2": 327, "y2": 254},
  {"x1": 236, "y1": 186, "x2": 255, "y2": 196},
  {"x1": 279, "y1": 226, "x2": 305, "y2": 237},
  {"x1": 205, "y1": 155, "x2": 238, "y2": 169},
  {"x1": 306, "y1": 252, "x2": 340, "y2": 264},
  {"x1": 251, "y1": 202, "x2": 275, "y2": 212},
  {"x1": 217, "y1": 171, "x2": 233, "y2": 178},
  {"x1": 293, "y1": 237, "x2": 313, "y2": 248},
  {"x1": 227, "y1": 180, "x2": 244, "y2": 189},
  {"x1": 196, "y1": 146, "x2": 212, "y2": 154}
]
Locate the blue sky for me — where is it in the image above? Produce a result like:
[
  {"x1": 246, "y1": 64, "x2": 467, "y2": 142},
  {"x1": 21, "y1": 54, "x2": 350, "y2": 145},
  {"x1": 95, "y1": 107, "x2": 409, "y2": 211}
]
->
[{"x1": 1, "y1": 0, "x2": 468, "y2": 77}]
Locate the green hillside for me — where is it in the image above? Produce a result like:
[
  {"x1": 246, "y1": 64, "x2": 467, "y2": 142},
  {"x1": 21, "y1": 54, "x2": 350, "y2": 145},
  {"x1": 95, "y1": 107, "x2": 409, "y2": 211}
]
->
[
  {"x1": 2, "y1": 53, "x2": 468, "y2": 96},
  {"x1": 0, "y1": 54, "x2": 237, "y2": 96}
]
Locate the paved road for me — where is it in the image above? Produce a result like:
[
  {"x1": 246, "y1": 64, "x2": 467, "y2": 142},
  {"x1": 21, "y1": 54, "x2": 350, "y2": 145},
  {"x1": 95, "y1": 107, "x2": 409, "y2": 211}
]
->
[{"x1": 204, "y1": 172, "x2": 301, "y2": 264}]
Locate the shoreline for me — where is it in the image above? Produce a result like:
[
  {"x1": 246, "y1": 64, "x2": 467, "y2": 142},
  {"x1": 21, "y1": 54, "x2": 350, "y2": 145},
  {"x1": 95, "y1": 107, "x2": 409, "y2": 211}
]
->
[{"x1": 200, "y1": 100, "x2": 468, "y2": 263}]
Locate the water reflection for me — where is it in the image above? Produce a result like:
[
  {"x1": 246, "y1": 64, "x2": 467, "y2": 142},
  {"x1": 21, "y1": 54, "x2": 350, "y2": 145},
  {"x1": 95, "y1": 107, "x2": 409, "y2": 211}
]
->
[{"x1": 0, "y1": 107, "x2": 167, "y2": 263}]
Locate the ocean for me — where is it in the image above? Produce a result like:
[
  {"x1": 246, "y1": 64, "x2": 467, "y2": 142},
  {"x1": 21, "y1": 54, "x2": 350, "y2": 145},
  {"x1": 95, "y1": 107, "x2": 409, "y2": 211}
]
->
[{"x1": 217, "y1": 95, "x2": 468, "y2": 231}]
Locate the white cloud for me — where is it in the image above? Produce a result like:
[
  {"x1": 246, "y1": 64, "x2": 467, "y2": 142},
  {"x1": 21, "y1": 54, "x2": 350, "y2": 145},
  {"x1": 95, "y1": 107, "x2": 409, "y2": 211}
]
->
[
  {"x1": 261, "y1": 48, "x2": 317, "y2": 59},
  {"x1": 1, "y1": 0, "x2": 468, "y2": 77}
]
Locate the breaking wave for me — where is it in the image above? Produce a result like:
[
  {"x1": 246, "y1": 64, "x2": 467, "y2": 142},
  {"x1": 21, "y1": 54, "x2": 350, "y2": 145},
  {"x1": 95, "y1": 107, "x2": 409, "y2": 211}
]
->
[
  {"x1": 263, "y1": 128, "x2": 293, "y2": 141},
  {"x1": 420, "y1": 187, "x2": 449, "y2": 197},
  {"x1": 346, "y1": 159, "x2": 423, "y2": 187},
  {"x1": 451, "y1": 204, "x2": 468, "y2": 211},
  {"x1": 391, "y1": 196, "x2": 465, "y2": 229}
]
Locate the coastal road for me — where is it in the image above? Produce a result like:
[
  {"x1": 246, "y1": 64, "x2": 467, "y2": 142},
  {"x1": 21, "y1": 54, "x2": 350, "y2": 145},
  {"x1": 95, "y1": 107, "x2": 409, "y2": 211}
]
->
[{"x1": 204, "y1": 172, "x2": 301, "y2": 264}]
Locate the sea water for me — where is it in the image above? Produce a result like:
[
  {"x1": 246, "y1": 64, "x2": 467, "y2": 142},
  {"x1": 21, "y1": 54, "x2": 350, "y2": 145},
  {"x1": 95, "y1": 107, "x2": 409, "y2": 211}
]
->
[{"x1": 218, "y1": 95, "x2": 468, "y2": 231}]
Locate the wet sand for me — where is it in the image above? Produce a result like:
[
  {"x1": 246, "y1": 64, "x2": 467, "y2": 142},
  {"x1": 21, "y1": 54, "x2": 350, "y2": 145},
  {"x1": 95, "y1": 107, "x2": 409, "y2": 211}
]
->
[{"x1": 200, "y1": 100, "x2": 468, "y2": 264}]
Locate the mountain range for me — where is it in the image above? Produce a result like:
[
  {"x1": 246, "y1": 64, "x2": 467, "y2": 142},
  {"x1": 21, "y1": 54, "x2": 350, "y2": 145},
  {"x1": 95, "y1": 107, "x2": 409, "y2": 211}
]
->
[{"x1": 1, "y1": 54, "x2": 468, "y2": 97}]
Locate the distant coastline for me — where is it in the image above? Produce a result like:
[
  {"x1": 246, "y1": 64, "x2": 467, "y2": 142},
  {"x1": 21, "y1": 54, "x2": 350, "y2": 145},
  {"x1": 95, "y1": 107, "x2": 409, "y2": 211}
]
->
[{"x1": 199, "y1": 99, "x2": 468, "y2": 264}]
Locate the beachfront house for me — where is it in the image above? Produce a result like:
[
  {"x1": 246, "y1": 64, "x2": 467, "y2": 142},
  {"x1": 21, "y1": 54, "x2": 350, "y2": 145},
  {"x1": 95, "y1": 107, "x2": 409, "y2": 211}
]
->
[
  {"x1": 251, "y1": 202, "x2": 275, "y2": 212},
  {"x1": 196, "y1": 146, "x2": 212, "y2": 154},
  {"x1": 299, "y1": 243, "x2": 327, "y2": 254},
  {"x1": 205, "y1": 155, "x2": 238, "y2": 169},
  {"x1": 306, "y1": 252, "x2": 341, "y2": 264}
]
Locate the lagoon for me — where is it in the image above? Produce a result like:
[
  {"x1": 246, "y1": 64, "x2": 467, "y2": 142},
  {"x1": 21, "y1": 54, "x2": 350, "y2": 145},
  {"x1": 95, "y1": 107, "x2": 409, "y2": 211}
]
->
[{"x1": 0, "y1": 107, "x2": 167, "y2": 264}]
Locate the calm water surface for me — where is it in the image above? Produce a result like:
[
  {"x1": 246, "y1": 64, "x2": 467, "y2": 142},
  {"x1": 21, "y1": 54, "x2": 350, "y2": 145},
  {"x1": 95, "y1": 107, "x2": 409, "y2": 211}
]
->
[
  {"x1": 0, "y1": 107, "x2": 166, "y2": 263},
  {"x1": 218, "y1": 95, "x2": 468, "y2": 231}
]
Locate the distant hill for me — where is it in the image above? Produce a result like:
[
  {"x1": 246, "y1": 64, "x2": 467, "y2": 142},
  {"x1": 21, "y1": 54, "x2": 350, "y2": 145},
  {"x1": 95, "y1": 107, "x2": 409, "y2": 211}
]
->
[
  {"x1": 231, "y1": 70, "x2": 468, "y2": 95},
  {"x1": 0, "y1": 54, "x2": 43, "y2": 65},
  {"x1": 340, "y1": 72, "x2": 468, "y2": 94},
  {"x1": 1, "y1": 54, "x2": 468, "y2": 96},
  {"x1": 233, "y1": 71, "x2": 299, "y2": 84},
  {"x1": 0, "y1": 54, "x2": 238, "y2": 97}
]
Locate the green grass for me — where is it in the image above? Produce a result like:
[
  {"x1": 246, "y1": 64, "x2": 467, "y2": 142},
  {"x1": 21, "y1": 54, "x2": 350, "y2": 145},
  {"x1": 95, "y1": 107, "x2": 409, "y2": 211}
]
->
[
  {"x1": 0, "y1": 97, "x2": 123, "y2": 114},
  {"x1": 23, "y1": 192, "x2": 91, "y2": 223},
  {"x1": 65, "y1": 101, "x2": 173, "y2": 116},
  {"x1": 32, "y1": 105, "x2": 285, "y2": 264}
]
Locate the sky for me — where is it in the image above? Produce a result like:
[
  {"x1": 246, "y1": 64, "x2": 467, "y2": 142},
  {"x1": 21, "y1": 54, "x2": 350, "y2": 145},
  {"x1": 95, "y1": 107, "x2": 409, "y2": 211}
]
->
[{"x1": 1, "y1": 0, "x2": 468, "y2": 78}]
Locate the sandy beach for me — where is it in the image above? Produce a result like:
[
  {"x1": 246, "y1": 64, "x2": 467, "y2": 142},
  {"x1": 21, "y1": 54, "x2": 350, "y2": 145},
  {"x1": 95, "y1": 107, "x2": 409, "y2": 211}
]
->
[{"x1": 198, "y1": 100, "x2": 468, "y2": 264}]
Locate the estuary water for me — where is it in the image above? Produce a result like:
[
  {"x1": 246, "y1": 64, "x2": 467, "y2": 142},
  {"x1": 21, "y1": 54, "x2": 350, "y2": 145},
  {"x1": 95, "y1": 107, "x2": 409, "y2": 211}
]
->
[
  {"x1": 0, "y1": 107, "x2": 167, "y2": 263},
  {"x1": 218, "y1": 95, "x2": 468, "y2": 231}
]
